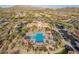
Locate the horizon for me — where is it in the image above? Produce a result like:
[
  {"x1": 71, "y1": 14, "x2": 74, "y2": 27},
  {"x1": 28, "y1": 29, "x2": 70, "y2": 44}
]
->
[{"x1": 0, "y1": 5, "x2": 79, "y2": 8}]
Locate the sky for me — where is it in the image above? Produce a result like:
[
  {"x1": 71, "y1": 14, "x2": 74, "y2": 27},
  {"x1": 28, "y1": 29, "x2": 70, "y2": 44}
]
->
[
  {"x1": 0, "y1": 5, "x2": 79, "y2": 8},
  {"x1": 48, "y1": 5, "x2": 79, "y2": 8}
]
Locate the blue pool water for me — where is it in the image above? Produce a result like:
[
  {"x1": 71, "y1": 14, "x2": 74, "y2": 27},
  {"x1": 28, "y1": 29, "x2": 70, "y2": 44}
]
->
[{"x1": 33, "y1": 33, "x2": 45, "y2": 42}]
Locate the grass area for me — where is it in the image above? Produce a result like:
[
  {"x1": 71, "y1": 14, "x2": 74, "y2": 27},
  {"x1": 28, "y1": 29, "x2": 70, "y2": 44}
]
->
[{"x1": 55, "y1": 48, "x2": 68, "y2": 54}]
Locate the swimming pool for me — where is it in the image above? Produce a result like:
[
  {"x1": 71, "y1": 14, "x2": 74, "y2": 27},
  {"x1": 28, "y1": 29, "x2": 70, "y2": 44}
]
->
[{"x1": 33, "y1": 33, "x2": 45, "y2": 42}]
